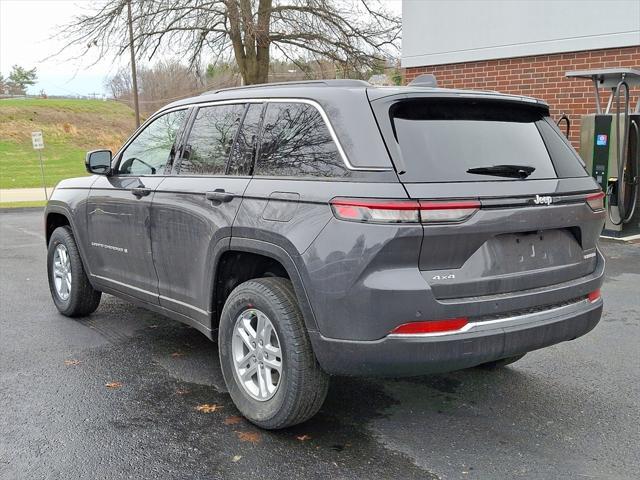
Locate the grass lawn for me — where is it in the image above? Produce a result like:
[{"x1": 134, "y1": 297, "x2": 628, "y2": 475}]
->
[
  {"x1": 0, "y1": 140, "x2": 87, "y2": 189},
  {"x1": 0, "y1": 200, "x2": 47, "y2": 209},
  {"x1": 0, "y1": 98, "x2": 135, "y2": 188}
]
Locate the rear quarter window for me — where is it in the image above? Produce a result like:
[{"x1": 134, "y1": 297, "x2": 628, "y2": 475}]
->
[
  {"x1": 254, "y1": 102, "x2": 349, "y2": 178},
  {"x1": 387, "y1": 98, "x2": 587, "y2": 182}
]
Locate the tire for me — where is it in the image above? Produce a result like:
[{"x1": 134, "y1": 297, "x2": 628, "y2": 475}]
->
[
  {"x1": 476, "y1": 354, "x2": 526, "y2": 370},
  {"x1": 47, "y1": 226, "x2": 101, "y2": 317},
  {"x1": 218, "y1": 277, "x2": 329, "y2": 430}
]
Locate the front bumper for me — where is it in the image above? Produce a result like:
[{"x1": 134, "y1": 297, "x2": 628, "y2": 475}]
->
[{"x1": 310, "y1": 297, "x2": 603, "y2": 376}]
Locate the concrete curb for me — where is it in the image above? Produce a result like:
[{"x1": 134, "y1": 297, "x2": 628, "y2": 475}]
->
[
  {"x1": 0, "y1": 207, "x2": 45, "y2": 213},
  {"x1": 600, "y1": 234, "x2": 640, "y2": 245}
]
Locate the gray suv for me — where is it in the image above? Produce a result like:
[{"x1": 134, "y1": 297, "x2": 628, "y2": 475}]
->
[{"x1": 45, "y1": 80, "x2": 605, "y2": 429}]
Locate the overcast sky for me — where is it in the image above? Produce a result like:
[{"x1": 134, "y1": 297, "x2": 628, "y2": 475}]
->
[{"x1": 0, "y1": 0, "x2": 402, "y2": 96}]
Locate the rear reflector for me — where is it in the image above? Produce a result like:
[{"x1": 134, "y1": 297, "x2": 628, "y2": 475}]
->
[
  {"x1": 390, "y1": 318, "x2": 469, "y2": 335},
  {"x1": 330, "y1": 198, "x2": 479, "y2": 224},
  {"x1": 587, "y1": 289, "x2": 601, "y2": 303},
  {"x1": 586, "y1": 191, "x2": 605, "y2": 211}
]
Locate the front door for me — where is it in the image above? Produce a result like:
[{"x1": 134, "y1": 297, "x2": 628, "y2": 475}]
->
[
  {"x1": 151, "y1": 103, "x2": 263, "y2": 321},
  {"x1": 86, "y1": 109, "x2": 188, "y2": 303}
]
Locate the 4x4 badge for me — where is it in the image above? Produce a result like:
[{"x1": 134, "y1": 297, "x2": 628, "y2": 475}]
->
[{"x1": 533, "y1": 194, "x2": 553, "y2": 205}]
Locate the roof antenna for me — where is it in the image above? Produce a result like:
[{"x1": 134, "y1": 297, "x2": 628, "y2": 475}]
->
[{"x1": 408, "y1": 74, "x2": 438, "y2": 88}]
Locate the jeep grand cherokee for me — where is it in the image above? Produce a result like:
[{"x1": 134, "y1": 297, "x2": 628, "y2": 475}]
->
[{"x1": 45, "y1": 79, "x2": 605, "y2": 429}]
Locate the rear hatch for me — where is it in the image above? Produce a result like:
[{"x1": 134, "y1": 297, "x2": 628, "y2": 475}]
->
[{"x1": 369, "y1": 91, "x2": 605, "y2": 300}]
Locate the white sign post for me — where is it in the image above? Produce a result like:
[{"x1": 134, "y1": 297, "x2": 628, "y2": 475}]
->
[{"x1": 31, "y1": 131, "x2": 47, "y2": 200}]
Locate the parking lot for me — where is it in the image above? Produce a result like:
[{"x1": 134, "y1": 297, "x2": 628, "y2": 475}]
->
[{"x1": 1, "y1": 209, "x2": 638, "y2": 480}]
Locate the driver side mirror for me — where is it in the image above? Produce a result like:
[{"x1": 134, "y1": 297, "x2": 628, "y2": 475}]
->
[{"x1": 85, "y1": 149, "x2": 112, "y2": 175}]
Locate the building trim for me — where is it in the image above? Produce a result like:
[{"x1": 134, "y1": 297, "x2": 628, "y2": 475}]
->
[{"x1": 402, "y1": 31, "x2": 640, "y2": 68}]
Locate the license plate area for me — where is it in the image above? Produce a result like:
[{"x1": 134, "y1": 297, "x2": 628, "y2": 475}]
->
[
  {"x1": 427, "y1": 228, "x2": 589, "y2": 299},
  {"x1": 508, "y1": 231, "x2": 552, "y2": 269}
]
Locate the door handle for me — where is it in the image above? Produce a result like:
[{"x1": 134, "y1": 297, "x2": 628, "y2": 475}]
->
[
  {"x1": 131, "y1": 187, "x2": 151, "y2": 198},
  {"x1": 205, "y1": 189, "x2": 234, "y2": 203}
]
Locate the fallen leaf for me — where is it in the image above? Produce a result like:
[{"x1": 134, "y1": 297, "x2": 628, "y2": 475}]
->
[
  {"x1": 195, "y1": 403, "x2": 223, "y2": 413},
  {"x1": 232, "y1": 455, "x2": 242, "y2": 463},
  {"x1": 105, "y1": 381, "x2": 123, "y2": 389},
  {"x1": 175, "y1": 388, "x2": 191, "y2": 395},
  {"x1": 170, "y1": 352, "x2": 184, "y2": 358},
  {"x1": 64, "y1": 359, "x2": 81, "y2": 366},
  {"x1": 296, "y1": 434, "x2": 312, "y2": 442},
  {"x1": 224, "y1": 416, "x2": 242, "y2": 425},
  {"x1": 235, "y1": 431, "x2": 261, "y2": 443}
]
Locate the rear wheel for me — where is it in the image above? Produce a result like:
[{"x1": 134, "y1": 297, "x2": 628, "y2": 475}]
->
[
  {"x1": 476, "y1": 354, "x2": 526, "y2": 369},
  {"x1": 219, "y1": 277, "x2": 329, "y2": 429},
  {"x1": 47, "y1": 226, "x2": 101, "y2": 317}
]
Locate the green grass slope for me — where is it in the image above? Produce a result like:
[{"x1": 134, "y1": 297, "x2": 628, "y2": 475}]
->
[{"x1": 0, "y1": 98, "x2": 136, "y2": 188}]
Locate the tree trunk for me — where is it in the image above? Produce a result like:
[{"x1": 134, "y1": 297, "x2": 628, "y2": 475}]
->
[
  {"x1": 254, "y1": 0, "x2": 272, "y2": 84},
  {"x1": 226, "y1": 0, "x2": 271, "y2": 85}
]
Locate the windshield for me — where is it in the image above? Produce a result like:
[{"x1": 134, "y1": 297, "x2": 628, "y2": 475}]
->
[{"x1": 389, "y1": 98, "x2": 581, "y2": 183}]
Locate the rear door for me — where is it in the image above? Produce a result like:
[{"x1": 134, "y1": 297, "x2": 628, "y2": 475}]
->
[
  {"x1": 370, "y1": 94, "x2": 604, "y2": 299},
  {"x1": 150, "y1": 102, "x2": 262, "y2": 321}
]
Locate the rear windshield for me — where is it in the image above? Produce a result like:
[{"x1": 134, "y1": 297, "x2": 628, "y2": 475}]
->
[{"x1": 388, "y1": 99, "x2": 587, "y2": 182}]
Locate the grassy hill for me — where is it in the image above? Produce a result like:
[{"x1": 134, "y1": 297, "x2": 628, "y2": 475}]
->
[{"x1": 0, "y1": 98, "x2": 136, "y2": 189}]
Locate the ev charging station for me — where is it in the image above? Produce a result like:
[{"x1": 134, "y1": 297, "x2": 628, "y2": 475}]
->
[{"x1": 566, "y1": 68, "x2": 640, "y2": 238}]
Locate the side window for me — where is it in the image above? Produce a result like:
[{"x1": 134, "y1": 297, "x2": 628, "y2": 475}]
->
[
  {"x1": 178, "y1": 104, "x2": 245, "y2": 176},
  {"x1": 118, "y1": 109, "x2": 186, "y2": 175},
  {"x1": 255, "y1": 103, "x2": 348, "y2": 178},
  {"x1": 228, "y1": 104, "x2": 264, "y2": 176}
]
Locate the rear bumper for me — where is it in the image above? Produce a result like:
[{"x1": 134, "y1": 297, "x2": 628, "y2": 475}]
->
[{"x1": 310, "y1": 298, "x2": 602, "y2": 376}]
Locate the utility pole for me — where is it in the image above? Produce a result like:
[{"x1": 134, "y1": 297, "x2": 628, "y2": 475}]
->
[{"x1": 127, "y1": 0, "x2": 140, "y2": 127}]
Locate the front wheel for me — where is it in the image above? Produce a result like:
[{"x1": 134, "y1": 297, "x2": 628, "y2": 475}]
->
[
  {"x1": 47, "y1": 226, "x2": 101, "y2": 317},
  {"x1": 219, "y1": 277, "x2": 329, "y2": 429}
]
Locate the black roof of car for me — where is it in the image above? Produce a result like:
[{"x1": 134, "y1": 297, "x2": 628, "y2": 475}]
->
[{"x1": 165, "y1": 79, "x2": 548, "y2": 110}]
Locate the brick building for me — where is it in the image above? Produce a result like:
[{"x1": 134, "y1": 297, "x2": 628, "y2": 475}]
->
[{"x1": 402, "y1": 0, "x2": 640, "y2": 147}]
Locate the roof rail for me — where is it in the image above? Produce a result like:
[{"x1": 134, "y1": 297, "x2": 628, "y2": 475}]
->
[{"x1": 201, "y1": 79, "x2": 371, "y2": 95}]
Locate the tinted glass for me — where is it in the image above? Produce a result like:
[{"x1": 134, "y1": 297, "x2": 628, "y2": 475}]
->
[
  {"x1": 391, "y1": 99, "x2": 559, "y2": 182},
  {"x1": 537, "y1": 118, "x2": 588, "y2": 178},
  {"x1": 228, "y1": 104, "x2": 264, "y2": 176},
  {"x1": 255, "y1": 103, "x2": 348, "y2": 178},
  {"x1": 118, "y1": 109, "x2": 186, "y2": 175},
  {"x1": 178, "y1": 104, "x2": 245, "y2": 175}
]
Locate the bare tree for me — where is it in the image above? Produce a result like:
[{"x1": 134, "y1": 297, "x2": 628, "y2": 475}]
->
[
  {"x1": 107, "y1": 60, "x2": 240, "y2": 114},
  {"x1": 56, "y1": 0, "x2": 400, "y2": 85}
]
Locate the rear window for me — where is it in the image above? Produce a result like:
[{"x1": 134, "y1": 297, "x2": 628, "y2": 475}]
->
[{"x1": 388, "y1": 99, "x2": 587, "y2": 182}]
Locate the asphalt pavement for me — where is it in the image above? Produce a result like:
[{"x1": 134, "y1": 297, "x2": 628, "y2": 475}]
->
[{"x1": 1, "y1": 210, "x2": 638, "y2": 480}]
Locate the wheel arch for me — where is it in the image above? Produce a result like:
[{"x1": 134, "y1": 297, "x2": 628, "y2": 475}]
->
[
  {"x1": 45, "y1": 209, "x2": 72, "y2": 245},
  {"x1": 45, "y1": 205, "x2": 94, "y2": 283},
  {"x1": 210, "y1": 237, "x2": 319, "y2": 336}
]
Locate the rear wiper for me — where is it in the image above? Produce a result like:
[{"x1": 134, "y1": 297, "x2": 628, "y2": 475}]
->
[{"x1": 467, "y1": 164, "x2": 535, "y2": 179}]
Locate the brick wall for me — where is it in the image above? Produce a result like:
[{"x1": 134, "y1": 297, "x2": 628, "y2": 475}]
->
[{"x1": 404, "y1": 46, "x2": 640, "y2": 147}]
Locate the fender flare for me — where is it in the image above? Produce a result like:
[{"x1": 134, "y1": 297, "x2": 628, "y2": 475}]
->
[
  {"x1": 210, "y1": 237, "x2": 319, "y2": 334},
  {"x1": 45, "y1": 205, "x2": 94, "y2": 284}
]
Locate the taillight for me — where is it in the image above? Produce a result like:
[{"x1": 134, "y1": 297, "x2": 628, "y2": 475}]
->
[
  {"x1": 330, "y1": 198, "x2": 420, "y2": 223},
  {"x1": 390, "y1": 318, "x2": 469, "y2": 335},
  {"x1": 586, "y1": 191, "x2": 605, "y2": 211},
  {"x1": 330, "y1": 198, "x2": 480, "y2": 224},
  {"x1": 587, "y1": 289, "x2": 601, "y2": 303}
]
